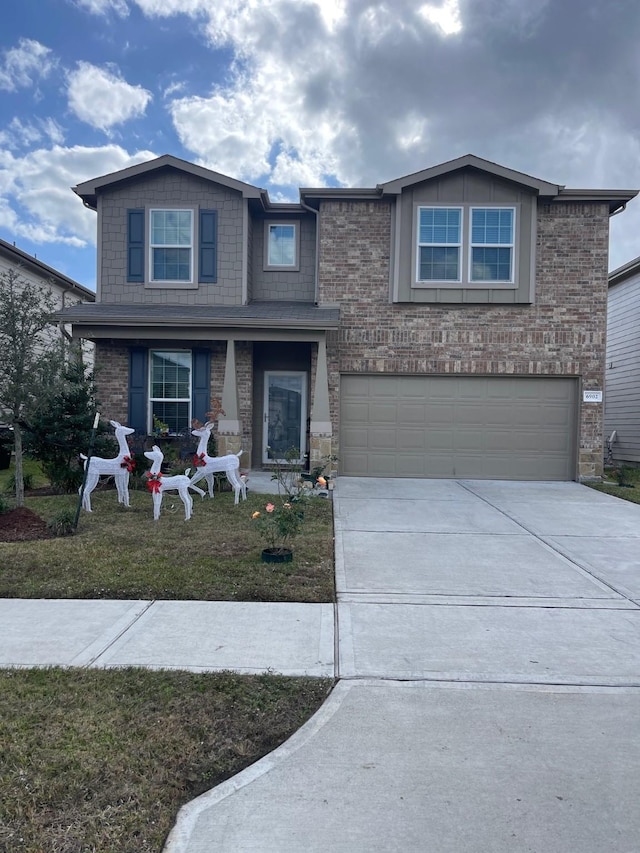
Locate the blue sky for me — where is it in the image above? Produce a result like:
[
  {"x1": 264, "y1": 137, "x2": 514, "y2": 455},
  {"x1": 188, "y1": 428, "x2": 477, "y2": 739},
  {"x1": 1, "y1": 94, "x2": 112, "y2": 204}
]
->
[{"x1": 2, "y1": 0, "x2": 640, "y2": 290}]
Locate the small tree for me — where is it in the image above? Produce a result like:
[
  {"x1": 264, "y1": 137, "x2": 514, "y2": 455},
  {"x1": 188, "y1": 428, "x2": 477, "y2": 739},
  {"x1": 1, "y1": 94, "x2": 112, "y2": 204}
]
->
[
  {"x1": 0, "y1": 267, "x2": 58, "y2": 506},
  {"x1": 26, "y1": 347, "x2": 116, "y2": 492}
]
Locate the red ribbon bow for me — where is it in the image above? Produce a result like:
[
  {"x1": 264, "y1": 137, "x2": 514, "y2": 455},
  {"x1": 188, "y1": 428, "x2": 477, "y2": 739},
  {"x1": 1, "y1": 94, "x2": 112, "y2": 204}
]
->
[
  {"x1": 145, "y1": 472, "x2": 163, "y2": 493},
  {"x1": 120, "y1": 455, "x2": 136, "y2": 473},
  {"x1": 193, "y1": 452, "x2": 207, "y2": 467}
]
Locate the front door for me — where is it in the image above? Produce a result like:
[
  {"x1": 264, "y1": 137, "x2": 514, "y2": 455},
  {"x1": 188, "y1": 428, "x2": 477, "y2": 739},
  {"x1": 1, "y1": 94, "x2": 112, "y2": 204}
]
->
[{"x1": 263, "y1": 371, "x2": 307, "y2": 463}]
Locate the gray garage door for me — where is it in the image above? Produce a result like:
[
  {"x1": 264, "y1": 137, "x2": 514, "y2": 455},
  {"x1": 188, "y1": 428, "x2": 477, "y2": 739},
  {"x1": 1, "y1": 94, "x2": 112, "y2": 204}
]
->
[{"x1": 340, "y1": 375, "x2": 578, "y2": 480}]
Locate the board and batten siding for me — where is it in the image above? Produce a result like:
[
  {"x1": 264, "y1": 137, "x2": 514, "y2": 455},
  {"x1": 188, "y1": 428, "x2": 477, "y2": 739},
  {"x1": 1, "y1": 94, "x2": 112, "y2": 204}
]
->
[{"x1": 605, "y1": 274, "x2": 640, "y2": 463}]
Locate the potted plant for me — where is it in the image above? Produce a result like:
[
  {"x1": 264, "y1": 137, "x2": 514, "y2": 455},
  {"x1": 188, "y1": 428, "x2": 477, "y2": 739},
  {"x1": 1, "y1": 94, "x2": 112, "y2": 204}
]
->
[{"x1": 251, "y1": 498, "x2": 304, "y2": 563}]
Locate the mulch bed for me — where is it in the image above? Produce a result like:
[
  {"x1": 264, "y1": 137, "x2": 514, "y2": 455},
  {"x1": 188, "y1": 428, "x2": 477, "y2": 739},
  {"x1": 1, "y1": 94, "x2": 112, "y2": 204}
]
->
[{"x1": 0, "y1": 507, "x2": 53, "y2": 542}]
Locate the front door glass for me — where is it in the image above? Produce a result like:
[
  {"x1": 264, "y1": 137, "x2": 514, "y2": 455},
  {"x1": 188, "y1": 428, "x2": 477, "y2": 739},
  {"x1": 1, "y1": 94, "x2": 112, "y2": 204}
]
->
[{"x1": 263, "y1": 372, "x2": 306, "y2": 463}]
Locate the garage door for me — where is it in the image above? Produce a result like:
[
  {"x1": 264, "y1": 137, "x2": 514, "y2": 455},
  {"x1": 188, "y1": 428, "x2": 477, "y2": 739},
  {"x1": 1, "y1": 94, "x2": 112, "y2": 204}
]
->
[{"x1": 340, "y1": 375, "x2": 578, "y2": 480}]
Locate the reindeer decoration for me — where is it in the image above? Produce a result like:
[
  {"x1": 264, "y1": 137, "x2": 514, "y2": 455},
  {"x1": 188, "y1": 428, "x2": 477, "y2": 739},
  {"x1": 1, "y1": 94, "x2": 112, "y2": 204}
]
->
[
  {"x1": 80, "y1": 420, "x2": 135, "y2": 512},
  {"x1": 143, "y1": 445, "x2": 206, "y2": 521},
  {"x1": 189, "y1": 422, "x2": 247, "y2": 505}
]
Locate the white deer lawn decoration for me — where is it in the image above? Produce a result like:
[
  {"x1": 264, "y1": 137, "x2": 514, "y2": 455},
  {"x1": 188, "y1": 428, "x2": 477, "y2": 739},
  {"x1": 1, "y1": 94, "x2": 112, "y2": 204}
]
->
[
  {"x1": 80, "y1": 420, "x2": 135, "y2": 512},
  {"x1": 143, "y1": 445, "x2": 206, "y2": 521},
  {"x1": 190, "y1": 422, "x2": 247, "y2": 505}
]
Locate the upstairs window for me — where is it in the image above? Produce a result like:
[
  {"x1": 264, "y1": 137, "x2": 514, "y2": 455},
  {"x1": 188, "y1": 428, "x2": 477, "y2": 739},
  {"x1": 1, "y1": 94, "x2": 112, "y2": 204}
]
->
[
  {"x1": 149, "y1": 350, "x2": 191, "y2": 434},
  {"x1": 470, "y1": 208, "x2": 514, "y2": 282},
  {"x1": 150, "y1": 209, "x2": 193, "y2": 282},
  {"x1": 416, "y1": 205, "x2": 516, "y2": 286},
  {"x1": 417, "y1": 207, "x2": 462, "y2": 282},
  {"x1": 265, "y1": 222, "x2": 298, "y2": 270}
]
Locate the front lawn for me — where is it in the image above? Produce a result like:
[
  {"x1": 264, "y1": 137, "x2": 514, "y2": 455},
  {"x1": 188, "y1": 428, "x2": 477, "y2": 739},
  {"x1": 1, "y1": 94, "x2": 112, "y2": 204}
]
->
[
  {"x1": 0, "y1": 667, "x2": 333, "y2": 853},
  {"x1": 0, "y1": 489, "x2": 334, "y2": 601}
]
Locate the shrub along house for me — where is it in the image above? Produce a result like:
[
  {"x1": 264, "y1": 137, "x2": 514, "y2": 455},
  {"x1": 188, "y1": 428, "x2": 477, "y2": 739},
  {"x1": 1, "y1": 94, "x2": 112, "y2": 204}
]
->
[{"x1": 60, "y1": 153, "x2": 636, "y2": 481}]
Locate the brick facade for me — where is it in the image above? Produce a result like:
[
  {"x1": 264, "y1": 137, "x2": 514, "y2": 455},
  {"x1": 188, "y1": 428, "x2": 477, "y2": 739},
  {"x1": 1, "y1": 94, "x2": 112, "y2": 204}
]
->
[{"x1": 318, "y1": 199, "x2": 610, "y2": 479}]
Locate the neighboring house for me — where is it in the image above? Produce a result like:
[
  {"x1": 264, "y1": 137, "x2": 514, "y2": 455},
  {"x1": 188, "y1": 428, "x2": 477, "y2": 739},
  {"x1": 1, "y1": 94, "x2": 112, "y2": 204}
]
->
[
  {"x1": 0, "y1": 237, "x2": 95, "y2": 362},
  {"x1": 59, "y1": 153, "x2": 637, "y2": 481},
  {"x1": 605, "y1": 256, "x2": 640, "y2": 465}
]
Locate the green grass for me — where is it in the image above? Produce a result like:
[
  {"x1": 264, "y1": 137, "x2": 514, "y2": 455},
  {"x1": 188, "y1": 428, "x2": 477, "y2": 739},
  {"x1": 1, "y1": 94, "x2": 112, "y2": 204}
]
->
[
  {"x1": 0, "y1": 667, "x2": 333, "y2": 853},
  {"x1": 587, "y1": 464, "x2": 640, "y2": 505},
  {"x1": 0, "y1": 489, "x2": 335, "y2": 601}
]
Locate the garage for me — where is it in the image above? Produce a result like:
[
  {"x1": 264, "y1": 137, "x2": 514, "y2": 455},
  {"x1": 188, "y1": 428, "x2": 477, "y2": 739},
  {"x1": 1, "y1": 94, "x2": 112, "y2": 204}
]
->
[{"x1": 340, "y1": 375, "x2": 578, "y2": 480}]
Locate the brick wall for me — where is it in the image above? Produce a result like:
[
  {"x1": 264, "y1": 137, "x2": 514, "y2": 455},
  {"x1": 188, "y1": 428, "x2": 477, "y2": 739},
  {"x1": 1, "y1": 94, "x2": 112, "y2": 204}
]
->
[
  {"x1": 318, "y1": 199, "x2": 610, "y2": 478},
  {"x1": 94, "y1": 340, "x2": 254, "y2": 462}
]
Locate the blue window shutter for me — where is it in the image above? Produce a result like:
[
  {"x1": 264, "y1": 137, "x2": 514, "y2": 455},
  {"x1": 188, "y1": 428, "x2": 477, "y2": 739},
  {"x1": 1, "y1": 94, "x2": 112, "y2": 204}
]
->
[
  {"x1": 192, "y1": 349, "x2": 211, "y2": 424},
  {"x1": 127, "y1": 209, "x2": 145, "y2": 282},
  {"x1": 199, "y1": 209, "x2": 217, "y2": 283},
  {"x1": 128, "y1": 348, "x2": 148, "y2": 434}
]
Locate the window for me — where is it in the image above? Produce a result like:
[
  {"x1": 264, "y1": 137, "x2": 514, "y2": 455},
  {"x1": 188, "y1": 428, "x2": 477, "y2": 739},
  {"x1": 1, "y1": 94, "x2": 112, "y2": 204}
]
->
[
  {"x1": 127, "y1": 208, "x2": 217, "y2": 286},
  {"x1": 149, "y1": 350, "x2": 191, "y2": 434},
  {"x1": 416, "y1": 205, "x2": 516, "y2": 285},
  {"x1": 150, "y1": 210, "x2": 193, "y2": 282},
  {"x1": 418, "y1": 207, "x2": 462, "y2": 282},
  {"x1": 265, "y1": 222, "x2": 298, "y2": 269},
  {"x1": 470, "y1": 208, "x2": 514, "y2": 282}
]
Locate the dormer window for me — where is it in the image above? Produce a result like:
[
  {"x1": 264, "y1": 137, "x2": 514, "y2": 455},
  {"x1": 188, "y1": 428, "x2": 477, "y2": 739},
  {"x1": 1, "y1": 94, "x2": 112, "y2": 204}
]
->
[{"x1": 150, "y1": 209, "x2": 193, "y2": 282}]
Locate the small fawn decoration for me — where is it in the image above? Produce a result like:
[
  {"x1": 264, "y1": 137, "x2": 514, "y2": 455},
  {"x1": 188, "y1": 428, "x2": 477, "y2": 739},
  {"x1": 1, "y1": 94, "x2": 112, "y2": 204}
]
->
[
  {"x1": 189, "y1": 422, "x2": 247, "y2": 505},
  {"x1": 143, "y1": 445, "x2": 206, "y2": 521},
  {"x1": 80, "y1": 420, "x2": 135, "y2": 512}
]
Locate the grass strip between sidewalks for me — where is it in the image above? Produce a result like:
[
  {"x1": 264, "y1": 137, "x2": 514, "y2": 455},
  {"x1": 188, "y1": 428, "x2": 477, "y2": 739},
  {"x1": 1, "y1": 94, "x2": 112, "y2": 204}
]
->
[{"x1": 0, "y1": 667, "x2": 334, "y2": 853}]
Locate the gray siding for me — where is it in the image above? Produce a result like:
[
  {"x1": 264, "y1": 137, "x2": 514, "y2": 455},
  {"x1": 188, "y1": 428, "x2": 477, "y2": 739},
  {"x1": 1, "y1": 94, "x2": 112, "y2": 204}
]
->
[
  {"x1": 394, "y1": 169, "x2": 536, "y2": 305},
  {"x1": 605, "y1": 275, "x2": 640, "y2": 463},
  {"x1": 99, "y1": 170, "x2": 244, "y2": 306},
  {"x1": 251, "y1": 214, "x2": 316, "y2": 301}
]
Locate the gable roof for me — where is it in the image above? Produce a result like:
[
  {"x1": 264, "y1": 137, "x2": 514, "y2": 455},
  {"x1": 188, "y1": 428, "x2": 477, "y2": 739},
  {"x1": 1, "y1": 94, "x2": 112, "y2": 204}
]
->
[
  {"x1": 378, "y1": 154, "x2": 562, "y2": 195},
  {"x1": 73, "y1": 154, "x2": 265, "y2": 210},
  {"x1": 301, "y1": 153, "x2": 638, "y2": 214},
  {"x1": 0, "y1": 238, "x2": 94, "y2": 301}
]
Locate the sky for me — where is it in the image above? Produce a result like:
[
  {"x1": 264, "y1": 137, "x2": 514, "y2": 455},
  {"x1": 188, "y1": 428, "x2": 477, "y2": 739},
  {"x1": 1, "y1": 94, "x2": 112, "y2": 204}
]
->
[{"x1": 2, "y1": 0, "x2": 640, "y2": 291}]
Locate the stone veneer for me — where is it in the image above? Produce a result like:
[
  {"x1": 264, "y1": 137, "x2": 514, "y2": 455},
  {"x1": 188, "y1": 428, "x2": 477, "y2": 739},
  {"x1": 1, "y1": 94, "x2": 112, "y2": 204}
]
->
[{"x1": 317, "y1": 199, "x2": 610, "y2": 479}]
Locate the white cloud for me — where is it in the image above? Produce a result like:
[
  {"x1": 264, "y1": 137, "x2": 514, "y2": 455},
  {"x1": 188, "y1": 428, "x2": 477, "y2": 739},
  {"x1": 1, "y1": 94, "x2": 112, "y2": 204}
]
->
[
  {"x1": 67, "y1": 62, "x2": 152, "y2": 131},
  {"x1": 0, "y1": 145, "x2": 156, "y2": 247},
  {"x1": 0, "y1": 38, "x2": 56, "y2": 92},
  {"x1": 0, "y1": 117, "x2": 65, "y2": 151},
  {"x1": 73, "y1": 0, "x2": 130, "y2": 15},
  {"x1": 419, "y1": 0, "x2": 462, "y2": 35}
]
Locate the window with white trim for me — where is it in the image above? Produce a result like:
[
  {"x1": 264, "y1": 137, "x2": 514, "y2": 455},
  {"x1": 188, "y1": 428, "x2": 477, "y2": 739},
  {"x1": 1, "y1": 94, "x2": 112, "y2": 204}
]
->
[
  {"x1": 416, "y1": 205, "x2": 516, "y2": 285},
  {"x1": 149, "y1": 350, "x2": 192, "y2": 435},
  {"x1": 265, "y1": 223, "x2": 297, "y2": 269},
  {"x1": 418, "y1": 207, "x2": 462, "y2": 282},
  {"x1": 150, "y1": 209, "x2": 193, "y2": 282},
  {"x1": 470, "y1": 207, "x2": 514, "y2": 282}
]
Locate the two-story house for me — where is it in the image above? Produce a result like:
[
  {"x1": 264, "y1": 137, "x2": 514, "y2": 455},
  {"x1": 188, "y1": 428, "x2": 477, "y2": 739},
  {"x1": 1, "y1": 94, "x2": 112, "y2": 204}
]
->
[{"x1": 60, "y1": 154, "x2": 636, "y2": 481}]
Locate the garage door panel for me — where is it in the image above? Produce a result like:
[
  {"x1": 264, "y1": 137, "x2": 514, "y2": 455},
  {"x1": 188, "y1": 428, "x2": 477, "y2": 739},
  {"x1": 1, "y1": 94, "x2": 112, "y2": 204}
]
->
[
  {"x1": 397, "y1": 403, "x2": 427, "y2": 423},
  {"x1": 397, "y1": 429, "x2": 426, "y2": 451},
  {"x1": 340, "y1": 375, "x2": 577, "y2": 480}
]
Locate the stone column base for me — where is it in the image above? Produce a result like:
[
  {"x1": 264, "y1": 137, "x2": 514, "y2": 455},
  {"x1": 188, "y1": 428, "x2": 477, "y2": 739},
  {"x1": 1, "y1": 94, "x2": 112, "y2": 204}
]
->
[
  {"x1": 309, "y1": 434, "x2": 336, "y2": 477},
  {"x1": 217, "y1": 433, "x2": 244, "y2": 462}
]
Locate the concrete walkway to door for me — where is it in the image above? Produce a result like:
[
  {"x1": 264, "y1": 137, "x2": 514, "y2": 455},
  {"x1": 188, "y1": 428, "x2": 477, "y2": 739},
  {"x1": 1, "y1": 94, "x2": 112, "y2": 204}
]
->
[{"x1": 166, "y1": 478, "x2": 640, "y2": 852}]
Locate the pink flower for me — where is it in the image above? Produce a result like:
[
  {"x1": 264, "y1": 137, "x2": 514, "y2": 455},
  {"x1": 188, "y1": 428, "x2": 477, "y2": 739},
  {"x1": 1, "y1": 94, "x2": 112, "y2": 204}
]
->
[{"x1": 266, "y1": 503, "x2": 275, "y2": 513}]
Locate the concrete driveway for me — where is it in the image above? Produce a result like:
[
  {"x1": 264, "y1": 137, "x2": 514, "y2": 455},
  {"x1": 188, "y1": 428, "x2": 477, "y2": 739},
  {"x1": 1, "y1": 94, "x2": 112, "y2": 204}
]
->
[{"x1": 168, "y1": 478, "x2": 640, "y2": 852}]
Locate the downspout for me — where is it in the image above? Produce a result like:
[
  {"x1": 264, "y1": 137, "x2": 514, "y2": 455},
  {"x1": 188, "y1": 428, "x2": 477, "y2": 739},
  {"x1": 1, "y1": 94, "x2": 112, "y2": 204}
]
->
[{"x1": 300, "y1": 195, "x2": 320, "y2": 304}]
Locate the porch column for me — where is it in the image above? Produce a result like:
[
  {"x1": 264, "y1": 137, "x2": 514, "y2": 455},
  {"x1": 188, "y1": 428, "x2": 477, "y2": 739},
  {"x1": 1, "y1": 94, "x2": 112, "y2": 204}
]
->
[
  {"x1": 217, "y1": 339, "x2": 243, "y2": 458},
  {"x1": 309, "y1": 338, "x2": 334, "y2": 475}
]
